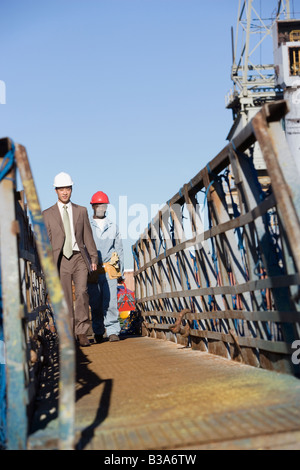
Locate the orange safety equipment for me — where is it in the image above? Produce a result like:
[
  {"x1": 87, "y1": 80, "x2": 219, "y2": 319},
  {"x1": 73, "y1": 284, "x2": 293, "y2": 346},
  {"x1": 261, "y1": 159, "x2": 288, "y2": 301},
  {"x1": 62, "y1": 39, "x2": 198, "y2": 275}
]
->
[{"x1": 90, "y1": 191, "x2": 110, "y2": 205}]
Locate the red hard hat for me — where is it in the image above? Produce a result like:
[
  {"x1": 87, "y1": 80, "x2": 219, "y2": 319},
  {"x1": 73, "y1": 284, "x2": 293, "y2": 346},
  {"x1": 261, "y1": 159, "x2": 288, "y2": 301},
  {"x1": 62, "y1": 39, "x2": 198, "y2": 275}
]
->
[{"x1": 90, "y1": 191, "x2": 110, "y2": 204}]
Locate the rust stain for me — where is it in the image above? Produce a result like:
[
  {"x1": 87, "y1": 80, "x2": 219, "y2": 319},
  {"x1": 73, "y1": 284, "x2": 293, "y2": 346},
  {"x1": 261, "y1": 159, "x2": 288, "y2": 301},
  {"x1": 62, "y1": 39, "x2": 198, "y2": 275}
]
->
[{"x1": 169, "y1": 309, "x2": 191, "y2": 337}]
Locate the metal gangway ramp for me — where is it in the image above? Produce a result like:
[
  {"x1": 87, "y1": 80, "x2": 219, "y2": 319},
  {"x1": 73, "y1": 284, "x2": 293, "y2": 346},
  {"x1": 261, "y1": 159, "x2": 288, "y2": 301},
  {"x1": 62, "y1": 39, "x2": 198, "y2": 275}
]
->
[{"x1": 1, "y1": 101, "x2": 300, "y2": 451}]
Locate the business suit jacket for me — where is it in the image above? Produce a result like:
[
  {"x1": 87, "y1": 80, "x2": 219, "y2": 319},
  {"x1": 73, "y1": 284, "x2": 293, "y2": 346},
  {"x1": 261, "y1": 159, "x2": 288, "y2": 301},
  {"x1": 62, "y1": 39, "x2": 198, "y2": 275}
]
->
[{"x1": 43, "y1": 202, "x2": 98, "y2": 270}]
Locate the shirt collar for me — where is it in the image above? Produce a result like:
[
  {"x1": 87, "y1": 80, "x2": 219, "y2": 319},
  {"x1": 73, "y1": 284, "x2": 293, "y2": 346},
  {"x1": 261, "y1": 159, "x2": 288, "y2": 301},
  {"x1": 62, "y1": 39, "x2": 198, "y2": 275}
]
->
[{"x1": 57, "y1": 200, "x2": 71, "y2": 209}]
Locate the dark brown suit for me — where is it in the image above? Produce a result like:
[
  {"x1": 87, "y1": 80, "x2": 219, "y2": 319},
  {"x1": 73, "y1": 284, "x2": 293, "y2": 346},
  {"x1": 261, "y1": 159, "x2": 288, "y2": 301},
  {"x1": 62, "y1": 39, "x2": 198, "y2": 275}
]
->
[{"x1": 43, "y1": 203, "x2": 98, "y2": 336}]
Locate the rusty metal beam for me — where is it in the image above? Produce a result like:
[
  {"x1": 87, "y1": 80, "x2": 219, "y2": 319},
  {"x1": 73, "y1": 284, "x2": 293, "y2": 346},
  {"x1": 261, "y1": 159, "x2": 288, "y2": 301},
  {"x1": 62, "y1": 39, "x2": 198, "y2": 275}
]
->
[{"x1": 252, "y1": 106, "x2": 300, "y2": 276}]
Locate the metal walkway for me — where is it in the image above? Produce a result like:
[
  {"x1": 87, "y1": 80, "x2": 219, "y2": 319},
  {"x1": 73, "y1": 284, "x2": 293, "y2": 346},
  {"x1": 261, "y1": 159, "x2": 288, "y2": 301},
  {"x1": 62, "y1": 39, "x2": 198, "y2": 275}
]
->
[
  {"x1": 29, "y1": 334, "x2": 300, "y2": 451},
  {"x1": 2, "y1": 101, "x2": 300, "y2": 450}
]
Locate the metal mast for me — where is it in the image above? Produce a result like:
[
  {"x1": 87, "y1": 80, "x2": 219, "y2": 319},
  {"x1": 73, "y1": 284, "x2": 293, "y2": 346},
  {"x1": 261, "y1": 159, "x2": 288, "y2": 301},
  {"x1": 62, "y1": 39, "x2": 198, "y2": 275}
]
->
[{"x1": 226, "y1": 0, "x2": 292, "y2": 170}]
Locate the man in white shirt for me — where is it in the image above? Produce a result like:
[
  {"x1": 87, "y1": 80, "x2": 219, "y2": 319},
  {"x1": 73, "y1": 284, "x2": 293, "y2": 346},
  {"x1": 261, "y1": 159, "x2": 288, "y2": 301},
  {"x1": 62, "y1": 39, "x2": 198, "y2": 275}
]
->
[{"x1": 88, "y1": 191, "x2": 124, "y2": 342}]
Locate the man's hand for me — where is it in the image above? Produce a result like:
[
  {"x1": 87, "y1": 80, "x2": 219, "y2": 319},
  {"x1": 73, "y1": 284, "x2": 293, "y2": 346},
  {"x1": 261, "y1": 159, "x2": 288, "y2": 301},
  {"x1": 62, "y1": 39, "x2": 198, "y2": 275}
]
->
[{"x1": 91, "y1": 263, "x2": 98, "y2": 272}]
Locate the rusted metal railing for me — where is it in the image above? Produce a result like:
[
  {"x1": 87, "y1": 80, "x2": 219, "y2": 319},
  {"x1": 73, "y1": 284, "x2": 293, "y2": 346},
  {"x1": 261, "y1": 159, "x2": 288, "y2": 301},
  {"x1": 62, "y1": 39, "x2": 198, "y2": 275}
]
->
[
  {"x1": 133, "y1": 101, "x2": 300, "y2": 376},
  {"x1": 0, "y1": 139, "x2": 75, "y2": 450}
]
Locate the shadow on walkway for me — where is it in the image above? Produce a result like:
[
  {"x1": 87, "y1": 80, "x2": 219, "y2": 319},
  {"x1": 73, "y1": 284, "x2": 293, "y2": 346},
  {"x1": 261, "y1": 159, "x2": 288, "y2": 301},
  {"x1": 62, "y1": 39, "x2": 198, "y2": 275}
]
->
[
  {"x1": 75, "y1": 345, "x2": 112, "y2": 450},
  {"x1": 29, "y1": 337, "x2": 113, "y2": 451}
]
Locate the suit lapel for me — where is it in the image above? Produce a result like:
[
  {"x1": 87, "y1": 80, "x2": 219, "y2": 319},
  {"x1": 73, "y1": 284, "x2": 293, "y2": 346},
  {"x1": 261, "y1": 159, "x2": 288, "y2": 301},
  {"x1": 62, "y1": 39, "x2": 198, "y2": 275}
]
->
[
  {"x1": 52, "y1": 204, "x2": 64, "y2": 231},
  {"x1": 71, "y1": 203, "x2": 79, "y2": 233}
]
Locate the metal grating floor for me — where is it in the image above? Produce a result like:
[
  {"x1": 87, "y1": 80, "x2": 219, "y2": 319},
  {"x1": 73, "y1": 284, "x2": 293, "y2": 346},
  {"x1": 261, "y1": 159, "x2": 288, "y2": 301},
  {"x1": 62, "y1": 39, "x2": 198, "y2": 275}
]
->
[
  {"x1": 76, "y1": 401, "x2": 300, "y2": 450},
  {"x1": 74, "y1": 336, "x2": 300, "y2": 450},
  {"x1": 29, "y1": 335, "x2": 300, "y2": 450}
]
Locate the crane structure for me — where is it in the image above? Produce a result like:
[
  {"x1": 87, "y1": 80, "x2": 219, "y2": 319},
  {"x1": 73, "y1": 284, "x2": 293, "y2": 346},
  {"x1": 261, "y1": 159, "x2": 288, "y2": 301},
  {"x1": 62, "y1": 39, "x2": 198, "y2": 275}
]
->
[
  {"x1": 226, "y1": 0, "x2": 299, "y2": 171},
  {"x1": 273, "y1": 10, "x2": 300, "y2": 166}
]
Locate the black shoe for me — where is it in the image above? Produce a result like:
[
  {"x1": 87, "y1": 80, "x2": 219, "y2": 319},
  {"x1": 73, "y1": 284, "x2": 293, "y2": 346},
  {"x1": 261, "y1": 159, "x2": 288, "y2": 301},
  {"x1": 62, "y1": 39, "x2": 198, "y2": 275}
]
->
[{"x1": 94, "y1": 334, "x2": 105, "y2": 343}]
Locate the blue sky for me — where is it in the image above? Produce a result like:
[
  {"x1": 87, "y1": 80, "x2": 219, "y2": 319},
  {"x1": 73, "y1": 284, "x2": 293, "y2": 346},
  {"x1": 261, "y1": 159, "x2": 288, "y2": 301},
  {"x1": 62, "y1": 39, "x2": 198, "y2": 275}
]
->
[{"x1": 0, "y1": 0, "x2": 288, "y2": 269}]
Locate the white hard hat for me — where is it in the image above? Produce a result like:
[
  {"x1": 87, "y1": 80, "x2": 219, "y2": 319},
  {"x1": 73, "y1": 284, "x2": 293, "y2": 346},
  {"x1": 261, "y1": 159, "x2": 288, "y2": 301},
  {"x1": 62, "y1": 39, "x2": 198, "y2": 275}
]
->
[{"x1": 53, "y1": 172, "x2": 74, "y2": 188}]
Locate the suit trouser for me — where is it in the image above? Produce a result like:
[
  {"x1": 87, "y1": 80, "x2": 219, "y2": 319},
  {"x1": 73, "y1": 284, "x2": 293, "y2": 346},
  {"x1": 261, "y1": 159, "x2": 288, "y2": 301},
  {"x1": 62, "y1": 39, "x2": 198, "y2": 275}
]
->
[{"x1": 59, "y1": 252, "x2": 90, "y2": 336}]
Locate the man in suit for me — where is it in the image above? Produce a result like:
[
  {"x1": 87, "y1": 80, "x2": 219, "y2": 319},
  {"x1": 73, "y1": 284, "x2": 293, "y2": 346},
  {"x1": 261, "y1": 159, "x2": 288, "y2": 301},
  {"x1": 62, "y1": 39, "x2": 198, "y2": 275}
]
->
[{"x1": 43, "y1": 172, "x2": 98, "y2": 347}]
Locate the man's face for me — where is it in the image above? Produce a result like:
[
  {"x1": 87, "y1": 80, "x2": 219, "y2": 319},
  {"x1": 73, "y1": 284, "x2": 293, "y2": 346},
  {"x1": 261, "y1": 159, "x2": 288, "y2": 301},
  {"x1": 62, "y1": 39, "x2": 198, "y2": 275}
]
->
[
  {"x1": 55, "y1": 186, "x2": 72, "y2": 204},
  {"x1": 92, "y1": 203, "x2": 107, "y2": 219}
]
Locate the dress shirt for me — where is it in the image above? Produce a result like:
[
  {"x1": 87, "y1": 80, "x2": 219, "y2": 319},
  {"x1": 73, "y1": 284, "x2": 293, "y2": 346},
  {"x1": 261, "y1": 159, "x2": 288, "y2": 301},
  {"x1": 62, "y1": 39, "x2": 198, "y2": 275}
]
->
[{"x1": 57, "y1": 201, "x2": 79, "y2": 251}]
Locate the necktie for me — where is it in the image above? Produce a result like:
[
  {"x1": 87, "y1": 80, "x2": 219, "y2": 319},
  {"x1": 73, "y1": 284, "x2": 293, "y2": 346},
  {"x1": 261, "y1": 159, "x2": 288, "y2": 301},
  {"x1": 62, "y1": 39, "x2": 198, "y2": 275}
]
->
[{"x1": 63, "y1": 205, "x2": 73, "y2": 259}]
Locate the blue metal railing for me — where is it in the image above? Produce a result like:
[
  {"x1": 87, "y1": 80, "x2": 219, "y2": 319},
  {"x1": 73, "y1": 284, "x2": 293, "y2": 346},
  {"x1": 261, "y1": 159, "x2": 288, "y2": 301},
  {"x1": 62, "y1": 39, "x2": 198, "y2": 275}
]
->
[
  {"x1": 0, "y1": 139, "x2": 75, "y2": 450},
  {"x1": 0, "y1": 259, "x2": 6, "y2": 449}
]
